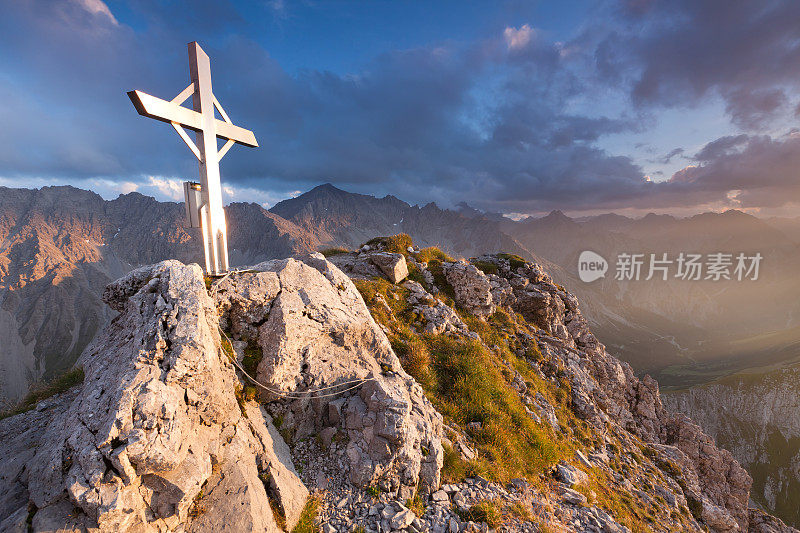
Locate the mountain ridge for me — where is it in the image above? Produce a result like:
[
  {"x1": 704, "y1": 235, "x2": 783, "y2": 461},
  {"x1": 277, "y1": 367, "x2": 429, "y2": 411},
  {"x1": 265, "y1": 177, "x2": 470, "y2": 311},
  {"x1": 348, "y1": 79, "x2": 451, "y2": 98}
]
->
[{"x1": 4, "y1": 183, "x2": 800, "y2": 404}]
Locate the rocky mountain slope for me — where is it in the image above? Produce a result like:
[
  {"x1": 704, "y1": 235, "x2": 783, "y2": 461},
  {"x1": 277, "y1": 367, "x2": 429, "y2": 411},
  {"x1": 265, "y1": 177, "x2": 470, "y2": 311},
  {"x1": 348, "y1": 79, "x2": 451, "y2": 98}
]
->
[
  {"x1": 6, "y1": 183, "x2": 800, "y2": 405},
  {"x1": 256, "y1": 185, "x2": 703, "y2": 387},
  {"x1": 1, "y1": 242, "x2": 795, "y2": 531},
  {"x1": 664, "y1": 365, "x2": 800, "y2": 528}
]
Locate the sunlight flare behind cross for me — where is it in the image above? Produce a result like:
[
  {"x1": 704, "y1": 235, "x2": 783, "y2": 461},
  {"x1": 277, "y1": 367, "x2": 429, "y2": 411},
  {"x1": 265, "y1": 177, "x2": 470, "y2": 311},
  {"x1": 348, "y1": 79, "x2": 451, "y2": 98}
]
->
[{"x1": 127, "y1": 41, "x2": 258, "y2": 276}]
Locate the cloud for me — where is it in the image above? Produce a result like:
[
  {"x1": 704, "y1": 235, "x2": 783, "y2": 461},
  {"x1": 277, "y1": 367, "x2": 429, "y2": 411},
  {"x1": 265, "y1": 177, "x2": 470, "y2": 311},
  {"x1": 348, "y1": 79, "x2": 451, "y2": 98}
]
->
[
  {"x1": 140, "y1": 176, "x2": 184, "y2": 201},
  {"x1": 693, "y1": 134, "x2": 749, "y2": 162},
  {"x1": 604, "y1": 0, "x2": 800, "y2": 129},
  {"x1": 73, "y1": 0, "x2": 118, "y2": 25},
  {"x1": 723, "y1": 88, "x2": 788, "y2": 130},
  {"x1": 504, "y1": 24, "x2": 534, "y2": 50},
  {"x1": 221, "y1": 184, "x2": 289, "y2": 208},
  {"x1": 267, "y1": 0, "x2": 285, "y2": 14},
  {"x1": 118, "y1": 181, "x2": 139, "y2": 194},
  {"x1": 576, "y1": 132, "x2": 800, "y2": 213},
  {"x1": 672, "y1": 133, "x2": 800, "y2": 209}
]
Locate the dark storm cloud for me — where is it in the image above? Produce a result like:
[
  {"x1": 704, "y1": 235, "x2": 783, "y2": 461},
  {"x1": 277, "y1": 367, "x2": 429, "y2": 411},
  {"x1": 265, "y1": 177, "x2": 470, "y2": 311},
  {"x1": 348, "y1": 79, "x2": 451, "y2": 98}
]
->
[
  {"x1": 724, "y1": 89, "x2": 788, "y2": 130},
  {"x1": 678, "y1": 134, "x2": 800, "y2": 208},
  {"x1": 578, "y1": 132, "x2": 800, "y2": 212},
  {"x1": 609, "y1": 0, "x2": 800, "y2": 129},
  {"x1": 1, "y1": 0, "x2": 800, "y2": 214},
  {"x1": 693, "y1": 135, "x2": 749, "y2": 162}
]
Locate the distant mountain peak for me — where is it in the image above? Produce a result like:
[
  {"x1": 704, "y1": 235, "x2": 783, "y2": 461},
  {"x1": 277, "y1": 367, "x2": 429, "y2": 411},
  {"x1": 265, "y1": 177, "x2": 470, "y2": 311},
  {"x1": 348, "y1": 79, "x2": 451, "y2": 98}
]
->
[
  {"x1": 454, "y1": 202, "x2": 508, "y2": 222},
  {"x1": 303, "y1": 182, "x2": 348, "y2": 197},
  {"x1": 312, "y1": 182, "x2": 343, "y2": 192},
  {"x1": 720, "y1": 208, "x2": 751, "y2": 218},
  {"x1": 545, "y1": 209, "x2": 570, "y2": 219},
  {"x1": 455, "y1": 201, "x2": 484, "y2": 218},
  {"x1": 535, "y1": 210, "x2": 577, "y2": 226},
  {"x1": 640, "y1": 212, "x2": 676, "y2": 221}
]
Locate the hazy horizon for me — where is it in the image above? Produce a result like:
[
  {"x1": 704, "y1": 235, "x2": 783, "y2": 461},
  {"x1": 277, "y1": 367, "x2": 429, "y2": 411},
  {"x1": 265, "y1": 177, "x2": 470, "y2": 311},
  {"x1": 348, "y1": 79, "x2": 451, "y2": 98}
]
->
[{"x1": 5, "y1": 180, "x2": 800, "y2": 222}]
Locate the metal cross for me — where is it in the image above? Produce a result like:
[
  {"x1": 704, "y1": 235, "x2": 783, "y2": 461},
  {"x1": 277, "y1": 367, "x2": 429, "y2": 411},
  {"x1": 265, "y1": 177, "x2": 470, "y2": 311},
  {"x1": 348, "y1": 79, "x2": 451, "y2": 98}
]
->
[{"x1": 128, "y1": 41, "x2": 258, "y2": 276}]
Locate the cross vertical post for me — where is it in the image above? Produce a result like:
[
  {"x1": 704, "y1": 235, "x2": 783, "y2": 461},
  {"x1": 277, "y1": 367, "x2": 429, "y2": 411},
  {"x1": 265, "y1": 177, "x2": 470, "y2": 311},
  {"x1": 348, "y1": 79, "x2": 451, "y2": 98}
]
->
[
  {"x1": 127, "y1": 42, "x2": 258, "y2": 277},
  {"x1": 189, "y1": 42, "x2": 228, "y2": 275}
]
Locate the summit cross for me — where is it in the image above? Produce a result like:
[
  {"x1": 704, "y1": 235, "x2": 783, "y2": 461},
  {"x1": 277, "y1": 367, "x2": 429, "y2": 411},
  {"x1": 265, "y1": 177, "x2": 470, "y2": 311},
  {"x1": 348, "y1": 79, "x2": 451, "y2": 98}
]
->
[{"x1": 128, "y1": 41, "x2": 258, "y2": 276}]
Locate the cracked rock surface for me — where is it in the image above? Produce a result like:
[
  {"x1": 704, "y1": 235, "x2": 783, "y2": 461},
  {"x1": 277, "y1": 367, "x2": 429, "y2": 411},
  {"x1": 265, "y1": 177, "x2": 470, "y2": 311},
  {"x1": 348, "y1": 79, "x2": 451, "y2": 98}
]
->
[
  {"x1": 213, "y1": 253, "x2": 444, "y2": 500},
  {"x1": 0, "y1": 260, "x2": 305, "y2": 532}
]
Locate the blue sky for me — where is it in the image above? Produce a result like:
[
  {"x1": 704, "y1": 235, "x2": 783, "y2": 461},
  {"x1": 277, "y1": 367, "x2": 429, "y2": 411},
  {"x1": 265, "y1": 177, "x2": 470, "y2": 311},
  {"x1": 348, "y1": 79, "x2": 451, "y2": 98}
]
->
[{"x1": 1, "y1": 0, "x2": 800, "y2": 217}]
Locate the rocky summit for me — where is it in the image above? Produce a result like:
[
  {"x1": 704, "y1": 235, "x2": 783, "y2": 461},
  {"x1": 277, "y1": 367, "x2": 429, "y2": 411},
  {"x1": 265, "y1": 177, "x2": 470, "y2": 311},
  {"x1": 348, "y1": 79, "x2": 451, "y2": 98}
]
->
[{"x1": 0, "y1": 238, "x2": 796, "y2": 532}]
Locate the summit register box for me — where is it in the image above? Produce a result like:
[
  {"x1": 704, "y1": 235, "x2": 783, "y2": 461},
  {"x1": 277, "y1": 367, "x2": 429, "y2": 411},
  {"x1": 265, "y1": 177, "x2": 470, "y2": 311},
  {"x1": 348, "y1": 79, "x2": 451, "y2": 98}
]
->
[{"x1": 183, "y1": 181, "x2": 203, "y2": 228}]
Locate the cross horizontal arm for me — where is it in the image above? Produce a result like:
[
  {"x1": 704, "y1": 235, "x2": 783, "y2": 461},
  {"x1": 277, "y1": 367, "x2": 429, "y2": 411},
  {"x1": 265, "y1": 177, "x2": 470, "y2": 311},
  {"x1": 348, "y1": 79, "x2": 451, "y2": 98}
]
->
[{"x1": 127, "y1": 90, "x2": 258, "y2": 147}]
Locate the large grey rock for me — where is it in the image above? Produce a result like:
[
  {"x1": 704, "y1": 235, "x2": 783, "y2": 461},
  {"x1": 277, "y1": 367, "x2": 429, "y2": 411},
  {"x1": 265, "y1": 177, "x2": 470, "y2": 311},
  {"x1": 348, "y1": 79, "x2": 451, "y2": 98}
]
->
[
  {"x1": 245, "y1": 403, "x2": 309, "y2": 530},
  {"x1": 0, "y1": 505, "x2": 28, "y2": 532},
  {"x1": 0, "y1": 388, "x2": 77, "y2": 525},
  {"x1": 370, "y1": 252, "x2": 409, "y2": 284},
  {"x1": 402, "y1": 280, "x2": 469, "y2": 336},
  {"x1": 562, "y1": 489, "x2": 587, "y2": 505},
  {"x1": 222, "y1": 253, "x2": 444, "y2": 497},
  {"x1": 513, "y1": 285, "x2": 556, "y2": 330},
  {"x1": 661, "y1": 416, "x2": 752, "y2": 531},
  {"x1": 213, "y1": 271, "x2": 281, "y2": 340},
  {"x1": 327, "y1": 252, "x2": 383, "y2": 280},
  {"x1": 390, "y1": 507, "x2": 416, "y2": 529},
  {"x1": 442, "y1": 261, "x2": 495, "y2": 317},
  {"x1": 555, "y1": 462, "x2": 587, "y2": 488},
  {"x1": 31, "y1": 497, "x2": 89, "y2": 532},
  {"x1": 0, "y1": 261, "x2": 308, "y2": 532},
  {"x1": 701, "y1": 498, "x2": 741, "y2": 533}
]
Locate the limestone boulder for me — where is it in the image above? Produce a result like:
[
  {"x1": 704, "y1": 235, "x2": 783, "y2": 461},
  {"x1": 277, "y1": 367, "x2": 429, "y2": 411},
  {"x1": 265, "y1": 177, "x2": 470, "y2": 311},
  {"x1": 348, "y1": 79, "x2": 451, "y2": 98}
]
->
[
  {"x1": 0, "y1": 261, "x2": 306, "y2": 532},
  {"x1": 402, "y1": 280, "x2": 470, "y2": 336},
  {"x1": 370, "y1": 252, "x2": 409, "y2": 284},
  {"x1": 0, "y1": 388, "x2": 78, "y2": 529},
  {"x1": 442, "y1": 261, "x2": 495, "y2": 317},
  {"x1": 219, "y1": 254, "x2": 444, "y2": 498},
  {"x1": 213, "y1": 271, "x2": 280, "y2": 340},
  {"x1": 327, "y1": 252, "x2": 384, "y2": 280},
  {"x1": 244, "y1": 403, "x2": 309, "y2": 530}
]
